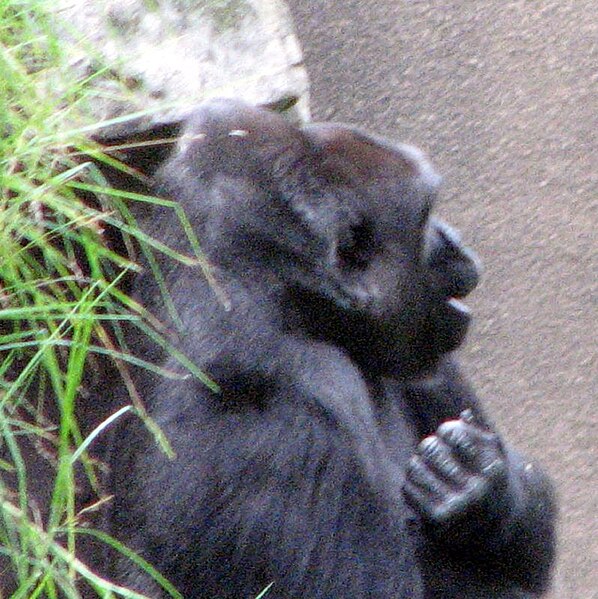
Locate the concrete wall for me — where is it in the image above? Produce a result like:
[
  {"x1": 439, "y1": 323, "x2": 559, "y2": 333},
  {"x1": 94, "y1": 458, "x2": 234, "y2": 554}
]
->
[{"x1": 289, "y1": 2, "x2": 597, "y2": 597}]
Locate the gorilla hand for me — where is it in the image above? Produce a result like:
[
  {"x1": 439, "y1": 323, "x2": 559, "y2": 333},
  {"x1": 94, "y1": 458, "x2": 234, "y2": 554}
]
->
[{"x1": 404, "y1": 409, "x2": 521, "y2": 547}]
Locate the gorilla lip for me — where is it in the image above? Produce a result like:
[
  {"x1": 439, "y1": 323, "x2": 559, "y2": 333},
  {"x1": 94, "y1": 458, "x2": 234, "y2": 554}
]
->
[{"x1": 447, "y1": 297, "x2": 470, "y2": 316}]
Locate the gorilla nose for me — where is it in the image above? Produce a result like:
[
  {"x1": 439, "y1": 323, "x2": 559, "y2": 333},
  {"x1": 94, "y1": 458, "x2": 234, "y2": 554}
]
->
[{"x1": 426, "y1": 218, "x2": 481, "y2": 298}]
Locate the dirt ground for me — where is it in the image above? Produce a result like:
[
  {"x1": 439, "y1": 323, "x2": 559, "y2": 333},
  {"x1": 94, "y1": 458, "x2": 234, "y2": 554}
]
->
[{"x1": 289, "y1": 1, "x2": 597, "y2": 597}]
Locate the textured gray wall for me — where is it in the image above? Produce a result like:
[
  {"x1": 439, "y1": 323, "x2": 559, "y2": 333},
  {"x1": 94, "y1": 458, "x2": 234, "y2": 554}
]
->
[{"x1": 289, "y1": 2, "x2": 597, "y2": 597}]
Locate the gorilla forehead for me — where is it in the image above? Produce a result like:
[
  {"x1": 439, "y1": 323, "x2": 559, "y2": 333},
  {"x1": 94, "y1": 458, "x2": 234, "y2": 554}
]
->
[
  {"x1": 302, "y1": 122, "x2": 441, "y2": 192},
  {"x1": 174, "y1": 100, "x2": 441, "y2": 243}
]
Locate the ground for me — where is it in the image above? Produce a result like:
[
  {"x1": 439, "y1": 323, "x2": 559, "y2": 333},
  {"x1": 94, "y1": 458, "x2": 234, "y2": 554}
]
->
[{"x1": 289, "y1": 2, "x2": 597, "y2": 597}]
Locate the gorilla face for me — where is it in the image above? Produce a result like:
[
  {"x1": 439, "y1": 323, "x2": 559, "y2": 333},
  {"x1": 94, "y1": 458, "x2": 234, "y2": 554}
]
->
[
  {"x1": 157, "y1": 99, "x2": 481, "y2": 379},
  {"x1": 299, "y1": 124, "x2": 481, "y2": 377},
  {"x1": 422, "y1": 217, "x2": 481, "y2": 352}
]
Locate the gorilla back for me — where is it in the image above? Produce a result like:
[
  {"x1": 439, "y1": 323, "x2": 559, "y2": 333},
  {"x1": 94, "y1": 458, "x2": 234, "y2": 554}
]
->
[{"x1": 105, "y1": 99, "x2": 555, "y2": 598}]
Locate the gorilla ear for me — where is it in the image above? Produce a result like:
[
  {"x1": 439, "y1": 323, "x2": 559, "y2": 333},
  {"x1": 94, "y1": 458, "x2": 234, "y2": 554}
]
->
[{"x1": 281, "y1": 171, "x2": 382, "y2": 310}]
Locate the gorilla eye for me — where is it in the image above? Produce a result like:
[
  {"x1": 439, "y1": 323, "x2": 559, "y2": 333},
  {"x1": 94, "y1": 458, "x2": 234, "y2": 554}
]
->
[
  {"x1": 418, "y1": 197, "x2": 434, "y2": 230},
  {"x1": 337, "y1": 219, "x2": 376, "y2": 271}
]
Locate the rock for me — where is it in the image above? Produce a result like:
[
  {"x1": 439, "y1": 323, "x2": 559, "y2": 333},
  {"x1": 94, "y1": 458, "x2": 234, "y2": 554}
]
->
[{"x1": 47, "y1": 0, "x2": 310, "y2": 138}]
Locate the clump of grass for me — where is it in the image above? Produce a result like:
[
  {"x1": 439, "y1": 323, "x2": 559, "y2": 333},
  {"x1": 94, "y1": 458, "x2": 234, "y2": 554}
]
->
[{"x1": 0, "y1": 1, "x2": 198, "y2": 596}]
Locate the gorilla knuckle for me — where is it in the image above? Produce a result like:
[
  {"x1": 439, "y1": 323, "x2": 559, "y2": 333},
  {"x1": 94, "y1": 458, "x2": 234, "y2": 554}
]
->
[
  {"x1": 436, "y1": 419, "x2": 466, "y2": 441},
  {"x1": 464, "y1": 475, "x2": 489, "y2": 500},
  {"x1": 481, "y1": 456, "x2": 508, "y2": 480},
  {"x1": 430, "y1": 499, "x2": 462, "y2": 525},
  {"x1": 418, "y1": 435, "x2": 441, "y2": 456}
]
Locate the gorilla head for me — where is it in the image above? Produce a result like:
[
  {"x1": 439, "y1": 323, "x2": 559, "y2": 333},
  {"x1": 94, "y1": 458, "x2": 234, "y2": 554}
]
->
[{"x1": 157, "y1": 98, "x2": 480, "y2": 379}]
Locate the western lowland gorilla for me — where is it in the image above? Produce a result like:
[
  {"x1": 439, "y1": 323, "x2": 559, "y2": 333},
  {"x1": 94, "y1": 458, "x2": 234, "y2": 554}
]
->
[{"x1": 104, "y1": 99, "x2": 556, "y2": 598}]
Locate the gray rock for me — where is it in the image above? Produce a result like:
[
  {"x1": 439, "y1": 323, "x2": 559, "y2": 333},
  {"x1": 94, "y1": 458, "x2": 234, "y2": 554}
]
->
[{"x1": 48, "y1": 0, "x2": 310, "y2": 138}]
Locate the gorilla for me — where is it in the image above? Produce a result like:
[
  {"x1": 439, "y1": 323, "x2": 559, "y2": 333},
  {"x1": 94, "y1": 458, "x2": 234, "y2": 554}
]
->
[{"x1": 104, "y1": 99, "x2": 556, "y2": 598}]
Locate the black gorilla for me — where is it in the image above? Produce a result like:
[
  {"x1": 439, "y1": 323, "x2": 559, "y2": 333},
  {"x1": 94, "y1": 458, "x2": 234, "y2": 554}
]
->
[{"x1": 105, "y1": 99, "x2": 555, "y2": 598}]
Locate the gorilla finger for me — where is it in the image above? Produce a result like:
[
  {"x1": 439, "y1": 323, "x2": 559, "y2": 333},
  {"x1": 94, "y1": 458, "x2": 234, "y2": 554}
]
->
[
  {"x1": 439, "y1": 418, "x2": 497, "y2": 445},
  {"x1": 416, "y1": 436, "x2": 470, "y2": 488},
  {"x1": 435, "y1": 421, "x2": 478, "y2": 462},
  {"x1": 428, "y1": 492, "x2": 477, "y2": 526},
  {"x1": 460, "y1": 409, "x2": 476, "y2": 424},
  {"x1": 459, "y1": 409, "x2": 493, "y2": 433},
  {"x1": 404, "y1": 480, "x2": 474, "y2": 526},
  {"x1": 406, "y1": 455, "x2": 452, "y2": 501},
  {"x1": 436, "y1": 420, "x2": 501, "y2": 469},
  {"x1": 403, "y1": 480, "x2": 443, "y2": 522},
  {"x1": 477, "y1": 451, "x2": 508, "y2": 480}
]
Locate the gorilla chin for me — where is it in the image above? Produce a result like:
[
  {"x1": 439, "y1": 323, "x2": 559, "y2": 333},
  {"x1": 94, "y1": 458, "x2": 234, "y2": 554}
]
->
[{"x1": 432, "y1": 295, "x2": 473, "y2": 354}]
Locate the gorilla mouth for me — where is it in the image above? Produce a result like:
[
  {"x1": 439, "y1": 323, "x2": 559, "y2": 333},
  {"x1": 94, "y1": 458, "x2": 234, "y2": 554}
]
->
[{"x1": 425, "y1": 217, "x2": 481, "y2": 346}]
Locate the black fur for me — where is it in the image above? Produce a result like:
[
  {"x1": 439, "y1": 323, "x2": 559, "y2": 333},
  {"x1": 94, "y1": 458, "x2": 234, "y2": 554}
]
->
[{"x1": 105, "y1": 99, "x2": 555, "y2": 598}]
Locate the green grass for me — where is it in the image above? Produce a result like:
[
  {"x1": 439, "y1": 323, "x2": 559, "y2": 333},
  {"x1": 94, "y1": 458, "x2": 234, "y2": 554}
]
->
[
  {"x1": 0, "y1": 2, "x2": 277, "y2": 596},
  {"x1": 0, "y1": 1, "x2": 199, "y2": 595}
]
